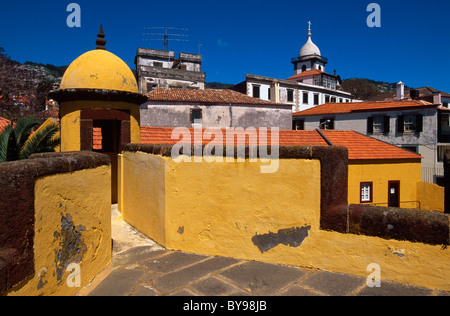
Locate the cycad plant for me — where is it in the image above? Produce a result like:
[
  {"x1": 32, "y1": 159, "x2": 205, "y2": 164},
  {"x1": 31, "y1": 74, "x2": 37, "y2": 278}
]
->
[{"x1": 0, "y1": 117, "x2": 60, "y2": 162}]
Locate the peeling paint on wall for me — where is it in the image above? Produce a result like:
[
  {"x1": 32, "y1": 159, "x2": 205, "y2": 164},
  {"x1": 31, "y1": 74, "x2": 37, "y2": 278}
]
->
[
  {"x1": 252, "y1": 226, "x2": 311, "y2": 253},
  {"x1": 53, "y1": 213, "x2": 87, "y2": 284}
]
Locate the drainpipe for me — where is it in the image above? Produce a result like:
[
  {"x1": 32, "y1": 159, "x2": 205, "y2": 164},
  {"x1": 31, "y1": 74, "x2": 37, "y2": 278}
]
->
[{"x1": 316, "y1": 128, "x2": 334, "y2": 146}]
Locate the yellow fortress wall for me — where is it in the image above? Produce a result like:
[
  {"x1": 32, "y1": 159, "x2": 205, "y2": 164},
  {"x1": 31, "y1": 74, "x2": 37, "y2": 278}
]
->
[
  {"x1": 1, "y1": 152, "x2": 111, "y2": 296},
  {"x1": 120, "y1": 145, "x2": 450, "y2": 291}
]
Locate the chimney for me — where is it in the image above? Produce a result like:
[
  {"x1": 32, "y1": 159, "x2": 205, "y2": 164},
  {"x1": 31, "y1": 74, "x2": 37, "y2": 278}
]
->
[
  {"x1": 396, "y1": 81, "x2": 405, "y2": 100},
  {"x1": 433, "y1": 92, "x2": 442, "y2": 105},
  {"x1": 410, "y1": 89, "x2": 420, "y2": 100}
]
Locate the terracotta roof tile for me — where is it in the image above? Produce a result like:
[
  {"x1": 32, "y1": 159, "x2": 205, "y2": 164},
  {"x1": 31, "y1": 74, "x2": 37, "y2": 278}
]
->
[
  {"x1": 0, "y1": 116, "x2": 11, "y2": 132},
  {"x1": 286, "y1": 69, "x2": 325, "y2": 81},
  {"x1": 321, "y1": 130, "x2": 421, "y2": 160},
  {"x1": 146, "y1": 88, "x2": 287, "y2": 106},
  {"x1": 138, "y1": 127, "x2": 421, "y2": 161},
  {"x1": 293, "y1": 100, "x2": 434, "y2": 116}
]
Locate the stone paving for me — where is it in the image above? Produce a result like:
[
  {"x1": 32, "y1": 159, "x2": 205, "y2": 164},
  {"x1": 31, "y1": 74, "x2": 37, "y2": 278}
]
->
[
  {"x1": 78, "y1": 206, "x2": 450, "y2": 297},
  {"x1": 80, "y1": 245, "x2": 450, "y2": 297}
]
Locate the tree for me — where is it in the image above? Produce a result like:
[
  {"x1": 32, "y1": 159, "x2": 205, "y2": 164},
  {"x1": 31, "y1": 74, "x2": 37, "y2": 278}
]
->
[
  {"x1": 341, "y1": 78, "x2": 381, "y2": 100},
  {"x1": 0, "y1": 117, "x2": 60, "y2": 162}
]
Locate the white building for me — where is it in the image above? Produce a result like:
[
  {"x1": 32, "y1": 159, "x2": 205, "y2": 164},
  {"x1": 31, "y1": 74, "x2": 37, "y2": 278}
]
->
[
  {"x1": 293, "y1": 84, "x2": 450, "y2": 185},
  {"x1": 135, "y1": 48, "x2": 206, "y2": 93},
  {"x1": 231, "y1": 22, "x2": 357, "y2": 113}
]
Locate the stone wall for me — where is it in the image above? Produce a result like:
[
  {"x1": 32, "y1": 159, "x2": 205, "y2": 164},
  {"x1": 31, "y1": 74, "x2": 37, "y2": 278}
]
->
[
  {"x1": 0, "y1": 152, "x2": 111, "y2": 296},
  {"x1": 118, "y1": 144, "x2": 450, "y2": 290}
]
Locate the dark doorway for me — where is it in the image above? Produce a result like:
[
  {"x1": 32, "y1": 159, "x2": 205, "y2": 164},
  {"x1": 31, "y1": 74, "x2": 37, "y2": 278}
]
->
[
  {"x1": 388, "y1": 181, "x2": 400, "y2": 208},
  {"x1": 80, "y1": 109, "x2": 131, "y2": 204}
]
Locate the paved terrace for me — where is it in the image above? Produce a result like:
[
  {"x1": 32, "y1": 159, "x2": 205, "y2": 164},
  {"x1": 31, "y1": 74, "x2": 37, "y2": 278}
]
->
[{"x1": 78, "y1": 206, "x2": 450, "y2": 297}]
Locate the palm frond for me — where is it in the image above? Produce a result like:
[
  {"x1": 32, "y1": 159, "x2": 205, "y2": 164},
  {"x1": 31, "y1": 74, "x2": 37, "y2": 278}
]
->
[
  {"x1": 20, "y1": 123, "x2": 60, "y2": 160},
  {"x1": 0, "y1": 125, "x2": 19, "y2": 162},
  {"x1": 13, "y1": 116, "x2": 40, "y2": 148}
]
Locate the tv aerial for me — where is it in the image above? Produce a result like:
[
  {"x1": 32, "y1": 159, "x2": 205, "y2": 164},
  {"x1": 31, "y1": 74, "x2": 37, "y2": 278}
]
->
[{"x1": 142, "y1": 27, "x2": 189, "y2": 51}]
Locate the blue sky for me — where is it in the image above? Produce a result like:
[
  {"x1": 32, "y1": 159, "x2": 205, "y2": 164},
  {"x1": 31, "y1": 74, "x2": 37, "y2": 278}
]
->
[{"x1": 0, "y1": 0, "x2": 449, "y2": 91}]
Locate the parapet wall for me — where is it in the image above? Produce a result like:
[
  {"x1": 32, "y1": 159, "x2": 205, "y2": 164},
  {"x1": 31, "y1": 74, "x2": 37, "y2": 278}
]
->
[
  {"x1": 120, "y1": 144, "x2": 450, "y2": 291},
  {"x1": 0, "y1": 152, "x2": 112, "y2": 296}
]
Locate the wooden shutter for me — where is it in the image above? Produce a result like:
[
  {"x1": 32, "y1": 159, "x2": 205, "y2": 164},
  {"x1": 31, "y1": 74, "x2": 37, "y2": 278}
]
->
[
  {"x1": 384, "y1": 116, "x2": 390, "y2": 133},
  {"x1": 416, "y1": 114, "x2": 423, "y2": 133},
  {"x1": 367, "y1": 117, "x2": 373, "y2": 134},
  {"x1": 80, "y1": 119, "x2": 93, "y2": 151},
  {"x1": 397, "y1": 115, "x2": 404, "y2": 133},
  {"x1": 120, "y1": 120, "x2": 131, "y2": 152}
]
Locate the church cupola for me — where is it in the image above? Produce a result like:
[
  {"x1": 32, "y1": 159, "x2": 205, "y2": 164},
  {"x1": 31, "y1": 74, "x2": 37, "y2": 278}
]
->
[{"x1": 292, "y1": 22, "x2": 328, "y2": 75}]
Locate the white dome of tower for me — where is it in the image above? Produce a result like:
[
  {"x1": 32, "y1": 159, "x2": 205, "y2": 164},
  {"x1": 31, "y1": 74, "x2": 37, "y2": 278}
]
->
[{"x1": 299, "y1": 22, "x2": 321, "y2": 57}]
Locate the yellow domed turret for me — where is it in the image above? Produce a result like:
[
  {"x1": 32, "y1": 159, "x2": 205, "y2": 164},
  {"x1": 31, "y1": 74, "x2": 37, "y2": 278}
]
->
[
  {"x1": 60, "y1": 49, "x2": 139, "y2": 93},
  {"x1": 50, "y1": 25, "x2": 147, "y2": 204}
]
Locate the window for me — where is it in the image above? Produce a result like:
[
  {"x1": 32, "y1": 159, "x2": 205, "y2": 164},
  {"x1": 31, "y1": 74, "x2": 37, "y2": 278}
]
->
[
  {"x1": 360, "y1": 182, "x2": 373, "y2": 203},
  {"x1": 397, "y1": 114, "x2": 423, "y2": 133},
  {"x1": 293, "y1": 120, "x2": 304, "y2": 130},
  {"x1": 325, "y1": 95, "x2": 330, "y2": 103},
  {"x1": 438, "y1": 146, "x2": 450, "y2": 162},
  {"x1": 402, "y1": 146, "x2": 418, "y2": 153},
  {"x1": 302, "y1": 65, "x2": 307, "y2": 72},
  {"x1": 303, "y1": 92, "x2": 309, "y2": 104},
  {"x1": 190, "y1": 109, "x2": 202, "y2": 124},
  {"x1": 404, "y1": 115, "x2": 416, "y2": 132},
  {"x1": 253, "y1": 85, "x2": 260, "y2": 99},
  {"x1": 287, "y1": 89, "x2": 294, "y2": 102},
  {"x1": 373, "y1": 116, "x2": 384, "y2": 133},
  {"x1": 443, "y1": 102, "x2": 449, "y2": 108},
  {"x1": 331, "y1": 97, "x2": 336, "y2": 103},
  {"x1": 319, "y1": 118, "x2": 334, "y2": 130},
  {"x1": 367, "y1": 116, "x2": 390, "y2": 134},
  {"x1": 153, "y1": 61, "x2": 163, "y2": 68},
  {"x1": 313, "y1": 94, "x2": 319, "y2": 105}
]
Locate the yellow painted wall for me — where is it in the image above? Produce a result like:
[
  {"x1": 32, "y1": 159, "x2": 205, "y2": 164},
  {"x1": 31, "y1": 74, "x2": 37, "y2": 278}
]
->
[
  {"x1": 59, "y1": 100, "x2": 140, "y2": 152},
  {"x1": 122, "y1": 153, "x2": 167, "y2": 245},
  {"x1": 8, "y1": 165, "x2": 111, "y2": 296},
  {"x1": 120, "y1": 153, "x2": 450, "y2": 291},
  {"x1": 348, "y1": 160, "x2": 422, "y2": 209},
  {"x1": 417, "y1": 181, "x2": 445, "y2": 212}
]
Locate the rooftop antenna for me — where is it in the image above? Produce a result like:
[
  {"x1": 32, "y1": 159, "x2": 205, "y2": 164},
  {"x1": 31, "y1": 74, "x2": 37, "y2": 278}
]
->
[
  {"x1": 142, "y1": 27, "x2": 189, "y2": 51},
  {"x1": 198, "y1": 40, "x2": 203, "y2": 55}
]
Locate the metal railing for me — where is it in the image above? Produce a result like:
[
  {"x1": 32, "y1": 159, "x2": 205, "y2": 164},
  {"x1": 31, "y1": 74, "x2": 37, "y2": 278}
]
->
[{"x1": 291, "y1": 55, "x2": 328, "y2": 63}]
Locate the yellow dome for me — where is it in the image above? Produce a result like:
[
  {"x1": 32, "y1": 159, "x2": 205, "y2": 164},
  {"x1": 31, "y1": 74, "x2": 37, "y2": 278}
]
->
[{"x1": 60, "y1": 49, "x2": 139, "y2": 93}]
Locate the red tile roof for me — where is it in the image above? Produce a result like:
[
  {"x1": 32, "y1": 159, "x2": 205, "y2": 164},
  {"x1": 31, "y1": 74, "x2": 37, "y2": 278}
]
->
[
  {"x1": 146, "y1": 88, "x2": 286, "y2": 106},
  {"x1": 137, "y1": 126, "x2": 421, "y2": 161},
  {"x1": 293, "y1": 100, "x2": 434, "y2": 116},
  {"x1": 0, "y1": 116, "x2": 11, "y2": 132},
  {"x1": 287, "y1": 69, "x2": 325, "y2": 81},
  {"x1": 321, "y1": 130, "x2": 421, "y2": 160}
]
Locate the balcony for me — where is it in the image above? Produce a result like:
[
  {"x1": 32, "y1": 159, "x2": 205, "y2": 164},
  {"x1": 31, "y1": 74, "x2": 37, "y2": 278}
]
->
[{"x1": 291, "y1": 55, "x2": 328, "y2": 63}]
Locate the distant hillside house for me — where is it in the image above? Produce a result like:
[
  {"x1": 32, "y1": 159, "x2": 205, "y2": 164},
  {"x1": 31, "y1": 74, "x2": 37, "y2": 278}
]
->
[
  {"x1": 135, "y1": 48, "x2": 206, "y2": 94},
  {"x1": 231, "y1": 22, "x2": 357, "y2": 112},
  {"x1": 141, "y1": 88, "x2": 292, "y2": 129}
]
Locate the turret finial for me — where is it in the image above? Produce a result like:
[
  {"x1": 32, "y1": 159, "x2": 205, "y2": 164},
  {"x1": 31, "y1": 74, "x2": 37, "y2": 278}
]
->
[{"x1": 96, "y1": 24, "x2": 107, "y2": 50}]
